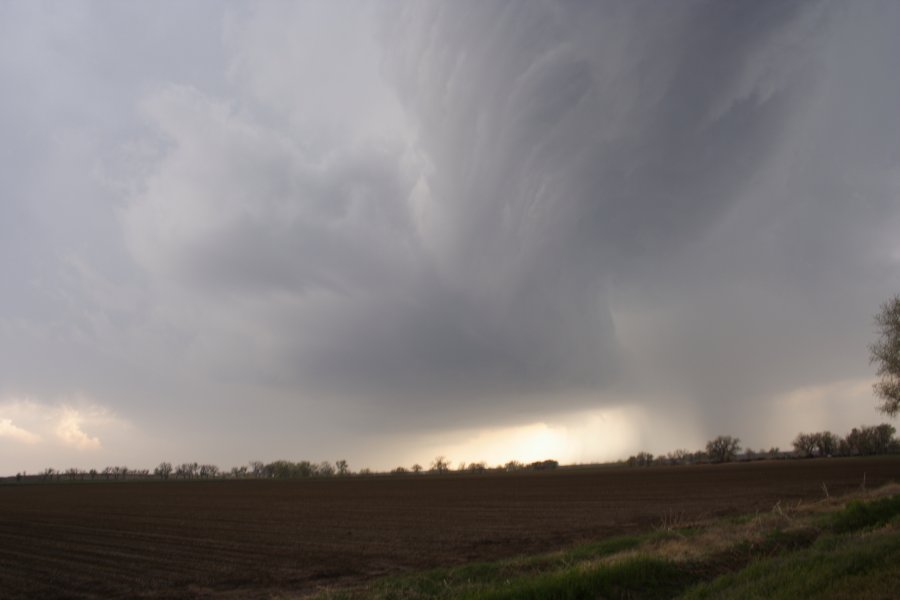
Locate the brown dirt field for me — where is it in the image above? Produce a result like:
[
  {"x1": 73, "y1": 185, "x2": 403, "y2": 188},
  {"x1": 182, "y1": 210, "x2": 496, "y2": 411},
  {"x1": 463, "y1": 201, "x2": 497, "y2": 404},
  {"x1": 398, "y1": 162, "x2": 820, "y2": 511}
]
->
[{"x1": 0, "y1": 456, "x2": 897, "y2": 599}]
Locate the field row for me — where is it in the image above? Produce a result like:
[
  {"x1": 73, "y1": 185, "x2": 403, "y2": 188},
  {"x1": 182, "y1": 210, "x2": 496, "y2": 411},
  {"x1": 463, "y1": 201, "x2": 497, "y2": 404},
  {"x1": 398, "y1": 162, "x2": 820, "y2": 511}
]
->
[{"x1": 0, "y1": 457, "x2": 897, "y2": 598}]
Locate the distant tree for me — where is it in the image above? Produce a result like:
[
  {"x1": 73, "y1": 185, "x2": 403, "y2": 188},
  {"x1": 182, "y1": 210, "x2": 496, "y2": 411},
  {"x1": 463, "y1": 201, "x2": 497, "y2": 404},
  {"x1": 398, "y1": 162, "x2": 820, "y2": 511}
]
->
[
  {"x1": 793, "y1": 433, "x2": 817, "y2": 457},
  {"x1": 870, "y1": 294, "x2": 900, "y2": 417},
  {"x1": 391, "y1": 466, "x2": 408, "y2": 475},
  {"x1": 265, "y1": 460, "x2": 300, "y2": 478},
  {"x1": 358, "y1": 468, "x2": 371, "y2": 476},
  {"x1": 706, "y1": 435, "x2": 741, "y2": 463},
  {"x1": 816, "y1": 432, "x2": 840, "y2": 456},
  {"x1": 317, "y1": 461, "x2": 335, "y2": 477},
  {"x1": 667, "y1": 449, "x2": 691, "y2": 465},
  {"x1": 626, "y1": 452, "x2": 654, "y2": 467},
  {"x1": 529, "y1": 459, "x2": 559, "y2": 470},
  {"x1": 466, "y1": 461, "x2": 487, "y2": 473},
  {"x1": 431, "y1": 456, "x2": 450, "y2": 473},
  {"x1": 89, "y1": 468, "x2": 98, "y2": 480},
  {"x1": 411, "y1": 463, "x2": 423, "y2": 473},
  {"x1": 504, "y1": 460, "x2": 524, "y2": 472},
  {"x1": 249, "y1": 461, "x2": 265, "y2": 478},
  {"x1": 843, "y1": 424, "x2": 897, "y2": 455},
  {"x1": 200, "y1": 464, "x2": 219, "y2": 478},
  {"x1": 154, "y1": 462, "x2": 173, "y2": 480},
  {"x1": 336, "y1": 459, "x2": 350, "y2": 476}
]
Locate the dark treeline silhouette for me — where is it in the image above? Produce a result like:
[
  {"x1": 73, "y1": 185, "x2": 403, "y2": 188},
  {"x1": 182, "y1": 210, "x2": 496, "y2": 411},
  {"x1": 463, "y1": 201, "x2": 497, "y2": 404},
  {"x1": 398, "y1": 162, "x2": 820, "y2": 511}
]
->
[
  {"x1": 11, "y1": 423, "x2": 898, "y2": 482},
  {"x1": 794, "y1": 423, "x2": 898, "y2": 458},
  {"x1": 13, "y1": 455, "x2": 563, "y2": 483},
  {"x1": 626, "y1": 423, "x2": 899, "y2": 467}
]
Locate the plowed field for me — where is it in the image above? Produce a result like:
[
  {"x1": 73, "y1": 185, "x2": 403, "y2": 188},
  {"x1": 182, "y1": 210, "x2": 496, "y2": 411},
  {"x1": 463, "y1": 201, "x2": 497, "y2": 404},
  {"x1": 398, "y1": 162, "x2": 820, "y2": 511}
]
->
[{"x1": 1, "y1": 457, "x2": 897, "y2": 598}]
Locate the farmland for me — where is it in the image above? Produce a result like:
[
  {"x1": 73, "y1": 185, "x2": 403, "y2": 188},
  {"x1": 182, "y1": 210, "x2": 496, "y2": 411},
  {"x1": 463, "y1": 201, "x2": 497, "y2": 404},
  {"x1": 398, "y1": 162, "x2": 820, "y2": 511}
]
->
[{"x1": 0, "y1": 457, "x2": 898, "y2": 599}]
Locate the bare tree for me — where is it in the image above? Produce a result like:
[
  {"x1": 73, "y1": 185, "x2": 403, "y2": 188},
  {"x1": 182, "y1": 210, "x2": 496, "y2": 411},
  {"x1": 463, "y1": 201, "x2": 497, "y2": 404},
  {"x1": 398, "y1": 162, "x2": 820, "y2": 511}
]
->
[
  {"x1": 870, "y1": 294, "x2": 900, "y2": 416},
  {"x1": 411, "y1": 463, "x2": 423, "y2": 473},
  {"x1": 176, "y1": 463, "x2": 197, "y2": 479},
  {"x1": 335, "y1": 459, "x2": 349, "y2": 476},
  {"x1": 793, "y1": 433, "x2": 817, "y2": 458},
  {"x1": 843, "y1": 424, "x2": 897, "y2": 455},
  {"x1": 666, "y1": 449, "x2": 690, "y2": 465},
  {"x1": 529, "y1": 459, "x2": 559, "y2": 470},
  {"x1": 200, "y1": 464, "x2": 219, "y2": 478},
  {"x1": 816, "y1": 432, "x2": 840, "y2": 456},
  {"x1": 706, "y1": 435, "x2": 741, "y2": 463},
  {"x1": 154, "y1": 462, "x2": 173, "y2": 480},
  {"x1": 466, "y1": 461, "x2": 487, "y2": 473},
  {"x1": 626, "y1": 452, "x2": 654, "y2": 467},
  {"x1": 430, "y1": 456, "x2": 450, "y2": 473}
]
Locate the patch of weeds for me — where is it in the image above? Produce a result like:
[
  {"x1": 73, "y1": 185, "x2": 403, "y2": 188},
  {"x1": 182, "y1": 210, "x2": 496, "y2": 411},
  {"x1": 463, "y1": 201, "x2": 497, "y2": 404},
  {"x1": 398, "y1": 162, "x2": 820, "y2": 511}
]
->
[
  {"x1": 365, "y1": 561, "x2": 507, "y2": 599},
  {"x1": 758, "y1": 527, "x2": 819, "y2": 554},
  {"x1": 564, "y1": 534, "x2": 643, "y2": 562},
  {"x1": 678, "y1": 528, "x2": 900, "y2": 600},
  {"x1": 462, "y1": 556, "x2": 697, "y2": 600},
  {"x1": 830, "y1": 494, "x2": 900, "y2": 534}
]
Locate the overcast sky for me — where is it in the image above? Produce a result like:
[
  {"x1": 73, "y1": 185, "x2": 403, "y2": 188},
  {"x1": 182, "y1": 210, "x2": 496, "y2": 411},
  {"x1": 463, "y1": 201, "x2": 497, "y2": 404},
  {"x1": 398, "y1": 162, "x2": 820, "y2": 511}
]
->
[{"x1": 2, "y1": 1, "x2": 899, "y2": 474}]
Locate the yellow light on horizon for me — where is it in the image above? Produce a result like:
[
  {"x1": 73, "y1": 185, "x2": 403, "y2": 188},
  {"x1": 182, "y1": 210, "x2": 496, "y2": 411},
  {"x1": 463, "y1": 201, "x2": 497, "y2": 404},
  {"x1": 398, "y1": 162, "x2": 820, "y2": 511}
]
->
[{"x1": 411, "y1": 406, "x2": 646, "y2": 469}]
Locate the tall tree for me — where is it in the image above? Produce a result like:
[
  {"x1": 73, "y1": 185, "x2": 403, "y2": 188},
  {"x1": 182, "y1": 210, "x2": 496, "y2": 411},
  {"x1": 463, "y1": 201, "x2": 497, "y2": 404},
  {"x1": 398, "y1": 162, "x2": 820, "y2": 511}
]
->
[
  {"x1": 706, "y1": 435, "x2": 741, "y2": 463},
  {"x1": 870, "y1": 294, "x2": 900, "y2": 416}
]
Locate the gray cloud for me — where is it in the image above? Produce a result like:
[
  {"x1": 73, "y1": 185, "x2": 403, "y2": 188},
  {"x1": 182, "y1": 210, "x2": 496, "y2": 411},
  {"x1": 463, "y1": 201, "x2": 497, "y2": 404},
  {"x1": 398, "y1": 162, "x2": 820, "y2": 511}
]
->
[{"x1": 1, "y1": 1, "x2": 899, "y2": 472}]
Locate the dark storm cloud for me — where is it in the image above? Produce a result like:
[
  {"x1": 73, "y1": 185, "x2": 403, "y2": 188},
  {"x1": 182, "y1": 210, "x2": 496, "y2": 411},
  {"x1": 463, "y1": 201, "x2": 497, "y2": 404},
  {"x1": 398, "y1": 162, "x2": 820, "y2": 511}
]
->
[
  {"x1": 115, "y1": 1, "x2": 900, "y2": 429},
  {"x1": 2, "y1": 1, "x2": 900, "y2": 472}
]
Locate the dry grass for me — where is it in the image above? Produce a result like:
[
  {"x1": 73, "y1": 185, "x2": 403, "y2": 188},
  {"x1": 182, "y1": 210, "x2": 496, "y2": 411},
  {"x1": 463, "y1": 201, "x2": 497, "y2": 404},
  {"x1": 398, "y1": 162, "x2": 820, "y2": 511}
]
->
[{"x1": 648, "y1": 481, "x2": 900, "y2": 564}]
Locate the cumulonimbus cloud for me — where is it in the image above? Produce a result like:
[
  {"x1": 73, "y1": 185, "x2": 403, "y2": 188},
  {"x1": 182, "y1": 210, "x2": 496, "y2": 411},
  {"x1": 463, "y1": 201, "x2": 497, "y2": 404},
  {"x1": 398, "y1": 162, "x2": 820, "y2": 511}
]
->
[{"x1": 112, "y1": 1, "x2": 900, "y2": 438}]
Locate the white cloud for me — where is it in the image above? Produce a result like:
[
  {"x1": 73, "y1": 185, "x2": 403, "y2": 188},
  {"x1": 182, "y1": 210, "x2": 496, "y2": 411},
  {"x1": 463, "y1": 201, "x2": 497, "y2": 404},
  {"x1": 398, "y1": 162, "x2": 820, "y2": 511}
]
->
[
  {"x1": 0, "y1": 397, "x2": 121, "y2": 454},
  {"x1": 55, "y1": 406, "x2": 102, "y2": 450},
  {"x1": 0, "y1": 418, "x2": 41, "y2": 444}
]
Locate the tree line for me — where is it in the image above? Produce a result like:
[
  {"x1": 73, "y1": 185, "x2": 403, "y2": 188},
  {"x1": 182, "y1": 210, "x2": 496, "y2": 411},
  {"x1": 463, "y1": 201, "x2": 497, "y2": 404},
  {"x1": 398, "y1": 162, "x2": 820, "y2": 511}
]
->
[
  {"x1": 12, "y1": 426, "x2": 897, "y2": 483},
  {"x1": 14, "y1": 456, "x2": 564, "y2": 483},
  {"x1": 625, "y1": 423, "x2": 898, "y2": 467}
]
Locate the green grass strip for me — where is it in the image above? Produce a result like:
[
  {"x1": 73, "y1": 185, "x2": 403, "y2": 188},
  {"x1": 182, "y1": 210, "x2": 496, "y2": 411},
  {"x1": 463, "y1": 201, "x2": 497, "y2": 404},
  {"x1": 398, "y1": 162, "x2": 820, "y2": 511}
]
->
[
  {"x1": 459, "y1": 556, "x2": 694, "y2": 600},
  {"x1": 679, "y1": 529, "x2": 900, "y2": 600},
  {"x1": 829, "y1": 494, "x2": 900, "y2": 533}
]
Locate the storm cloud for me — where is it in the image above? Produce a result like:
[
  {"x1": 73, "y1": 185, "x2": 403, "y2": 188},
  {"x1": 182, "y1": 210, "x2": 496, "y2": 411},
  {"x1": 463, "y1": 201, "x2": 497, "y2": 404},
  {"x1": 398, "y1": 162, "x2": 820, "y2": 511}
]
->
[{"x1": 1, "y1": 1, "x2": 899, "y2": 472}]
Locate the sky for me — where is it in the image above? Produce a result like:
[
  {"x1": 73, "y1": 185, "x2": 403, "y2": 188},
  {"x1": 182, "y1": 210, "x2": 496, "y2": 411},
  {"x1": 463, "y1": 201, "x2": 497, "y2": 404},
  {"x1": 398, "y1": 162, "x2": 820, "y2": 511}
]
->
[{"x1": 1, "y1": 1, "x2": 899, "y2": 475}]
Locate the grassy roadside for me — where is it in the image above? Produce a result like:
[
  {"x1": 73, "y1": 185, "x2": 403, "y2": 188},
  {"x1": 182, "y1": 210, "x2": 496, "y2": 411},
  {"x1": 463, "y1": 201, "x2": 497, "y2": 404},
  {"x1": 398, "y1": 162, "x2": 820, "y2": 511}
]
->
[{"x1": 307, "y1": 483, "x2": 900, "y2": 600}]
